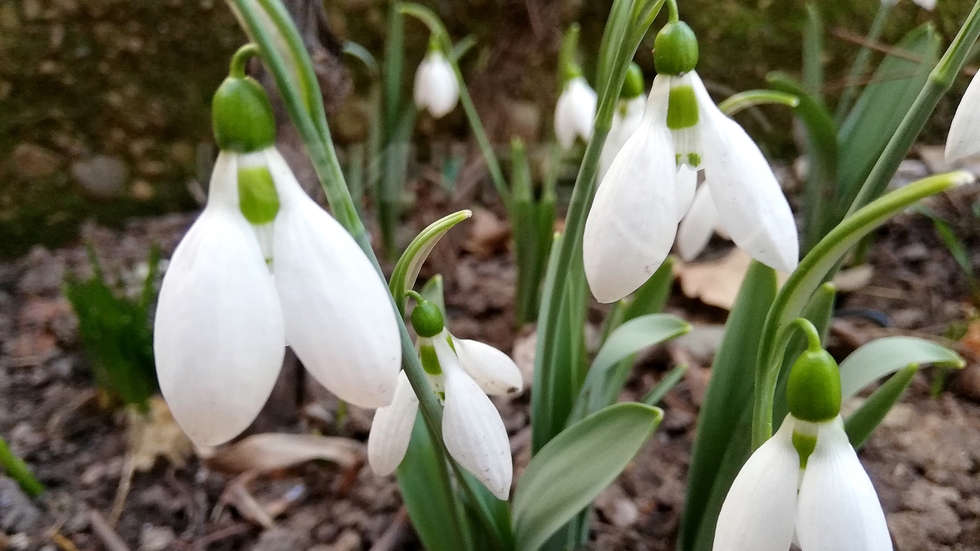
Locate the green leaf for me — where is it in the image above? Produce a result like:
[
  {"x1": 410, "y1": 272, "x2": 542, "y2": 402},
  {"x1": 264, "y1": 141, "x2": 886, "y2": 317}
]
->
[
  {"x1": 838, "y1": 336, "x2": 964, "y2": 399},
  {"x1": 342, "y1": 40, "x2": 378, "y2": 75},
  {"x1": 767, "y1": 74, "x2": 839, "y2": 252},
  {"x1": 397, "y1": 415, "x2": 472, "y2": 551},
  {"x1": 642, "y1": 364, "x2": 689, "y2": 407},
  {"x1": 679, "y1": 261, "x2": 777, "y2": 551},
  {"x1": 754, "y1": 171, "x2": 973, "y2": 445},
  {"x1": 621, "y1": 257, "x2": 675, "y2": 322},
  {"x1": 419, "y1": 274, "x2": 447, "y2": 317},
  {"x1": 571, "y1": 314, "x2": 690, "y2": 421},
  {"x1": 389, "y1": 210, "x2": 472, "y2": 315},
  {"x1": 845, "y1": 364, "x2": 918, "y2": 449},
  {"x1": 513, "y1": 403, "x2": 663, "y2": 551},
  {"x1": 802, "y1": 4, "x2": 824, "y2": 103},
  {"x1": 450, "y1": 34, "x2": 478, "y2": 63},
  {"x1": 837, "y1": 23, "x2": 940, "y2": 217}
]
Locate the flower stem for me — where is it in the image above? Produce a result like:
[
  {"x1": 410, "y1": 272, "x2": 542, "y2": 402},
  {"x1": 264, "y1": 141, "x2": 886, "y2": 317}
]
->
[
  {"x1": 227, "y1": 0, "x2": 480, "y2": 542},
  {"x1": 791, "y1": 318, "x2": 823, "y2": 353},
  {"x1": 0, "y1": 436, "x2": 43, "y2": 497},
  {"x1": 846, "y1": 0, "x2": 980, "y2": 215},
  {"x1": 230, "y1": 43, "x2": 261, "y2": 78}
]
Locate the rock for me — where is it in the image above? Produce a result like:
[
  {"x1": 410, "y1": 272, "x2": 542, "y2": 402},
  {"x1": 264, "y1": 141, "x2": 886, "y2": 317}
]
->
[
  {"x1": 21, "y1": 0, "x2": 41, "y2": 21},
  {"x1": 131, "y1": 179, "x2": 155, "y2": 201},
  {"x1": 595, "y1": 484, "x2": 640, "y2": 527},
  {"x1": 890, "y1": 159, "x2": 930, "y2": 189},
  {"x1": 249, "y1": 528, "x2": 312, "y2": 551},
  {"x1": 139, "y1": 526, "x2": 176, "y2": 551},
  {"x1": 953, "y1": 362, "x2": 980, "y2": 402},
  {"x1": 0, "y1": 477, "x2": 43, "y2": 532},
  {"x1": 11, "y1": 143, "x2": 62, "y2": 179},
  {"x1": 70, "y1": 155, "x2": 129, "y2": 199},
  {"x1": 17, "y1": 247, "x2": 65, "y2": 295}
]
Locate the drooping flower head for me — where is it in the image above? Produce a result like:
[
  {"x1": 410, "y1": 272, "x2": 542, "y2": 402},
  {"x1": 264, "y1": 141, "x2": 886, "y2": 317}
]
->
[
  {"x1": 367, "y1": 298, "x2": 523, "y2": 499},
  {"x1": 413, "y1": 36, "x2": 459, "y2": 119},
  {"x1": 155, "y1": 69, "x2": 401, "y2": 447},
  {"x1": 713, "y1": 342, "x2": 891, "y2": 551},
  {"x1": 945, "y1": 70, "x2": 980, "y2": 163},
  {"x1": 584, "y1": 20, "x2": 798, "y2": 303},
  {"x1": 554, "y1": 23, "x2": 597, "y2": 150}
]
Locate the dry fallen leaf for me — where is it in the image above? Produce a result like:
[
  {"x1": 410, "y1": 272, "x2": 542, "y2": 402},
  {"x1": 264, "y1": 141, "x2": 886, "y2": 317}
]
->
[
  {"x1": 833, "y1": 264, "x2": 874, "y2": 293},
  {"x1": 463, "y1": 207, "x2": 510, "y2": 258},
  {"x1": 128, "y1": 396, "x2": 194, "y2": 471},
  {"x1": 204, "y1": 433, "x2": 362, "y2": 474},
  {"x1": 674, "y1": 249, "x2": 790, "y2": 310}
]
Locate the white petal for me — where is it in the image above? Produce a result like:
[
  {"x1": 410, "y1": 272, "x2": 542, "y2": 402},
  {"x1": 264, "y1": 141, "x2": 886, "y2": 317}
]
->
[
  {"x1": 452, "y1": 337, "x2": 524, "y2": 396},
  {"x1": 414, "y1": 53, "x2": 459, "y2": 118},
  {"x1": 712, "y1": 415, "x2": 800, "y2": 551},
  {"x1": 599, "y1": 95, "x2": 646, "y2": 181},
  {"x1": 797, "y1": 418, "x2": 893, "y2": 551},
  {"x1": 266, "y1": 148, "x2": 402, "y2": 408},
  {"x1": 677, "y1": 184, "x2": 719, "y2": 261},
  {"x1": 154, "y1": 152, "x2": 286, "y2": 447},
  {"x1": 583, "y1": 75, "x2": 677, "y2": 303},
  {"x1": 692, "y1": 73, "x2": 799, "y2": 272},
  {"x1": 435, "y1": 338, "x2": 513, "y2": 500},
  {"x1": 946, "y1": 71, "x2": 980, "y2": 162},
  {"x1": 555, "y1": 77, "x2": 597, "y2": 149},
  {"x1": 675, "y1": 165, "x2": 698, "y2": 220},
  {"x1": 367, "y1": 371, "x2": 420, "y2": 476},
  {"x1": 912, "y1": 0, "x2": 936, "y2": 10}
]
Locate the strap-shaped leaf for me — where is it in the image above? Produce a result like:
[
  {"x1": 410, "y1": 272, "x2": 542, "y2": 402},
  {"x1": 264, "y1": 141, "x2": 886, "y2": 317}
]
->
[
  {"x1": 845, "y1": 364, "x2": 918, "y2": 449},
  {"x1": 512, "y1": 403, "x2": 663, "y2": 551},
  {"x1": 389, "y1": 210, "x2": 471, "y2": 315},
  {"x1": 571, "y1": 314, "x2": 690, "y2": 421},
  {"x1": 839, "y1": 336, "x2": 963, "y2": 399}
]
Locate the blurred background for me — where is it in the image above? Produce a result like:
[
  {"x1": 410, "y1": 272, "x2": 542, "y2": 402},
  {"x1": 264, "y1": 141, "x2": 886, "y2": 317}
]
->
[{"x1": 2, "y1": 0, "x2": 976, "y2": 258}]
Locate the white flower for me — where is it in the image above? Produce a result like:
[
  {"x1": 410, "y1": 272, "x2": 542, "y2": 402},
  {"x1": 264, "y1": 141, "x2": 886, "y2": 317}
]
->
[
  {"x1": 555, "y1": 76, "x2": 598, "y2": 149},
  {"x1": 713, "y1": 415, "x2": 892, "y2": 551},
  {"x1": 154, "y1": 147, "x2": 402, "y2": 447},
  {"x1": 676, "y1": 183, "x2": 733, "y2": 261},
  {"x1": 945, "y1": 71, "x2": 980, "y2": 162},
  {"x1": 912, "y1": 0, "x2": 936, "y2": 10},
  {"x1": 599, "y1": 95, "x2": 646, "y2": 181},
  {"x1": 413, "y1": 51, "x2": 459, "y2": 118},
  {"x1": 583, "y1": 71, "x2": 798, "y2": 303},
  {"x1": 367, "y1": 331, "x2": 523, "y2": 499}
]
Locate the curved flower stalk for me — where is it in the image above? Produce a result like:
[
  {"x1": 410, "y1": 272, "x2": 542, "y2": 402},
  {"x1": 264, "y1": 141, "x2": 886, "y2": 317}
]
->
[
  {"x1": 945, "y1": 71, "x2": 980, "y2": 162},
  {"x1": 155, "y1": 69, "x2": 401, "y2": 447},
  {"x1": 715, "y1": 324, "x2": 890, "y2": 551},
  {"x1": 368, "y1": 300, "x2": 523, "y2": 499},
  {"x1": 583, "y1": 21, "x2": 798, "y2": 303},
  {"x1": 555, "y1": 76, "x2": 598, "y2": 150},
  {"x1": 413, "y1": 46, "x2": 459, "y2": 118}
]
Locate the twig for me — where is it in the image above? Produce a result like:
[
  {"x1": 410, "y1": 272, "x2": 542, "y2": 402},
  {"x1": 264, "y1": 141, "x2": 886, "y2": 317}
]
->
[
  {"x1": 368, "y1": 508, "x2": 411, "y2": 551},
  {"x1": 191, "y1": 522, "x2": 252, "y2": 551},
  {"x1": 88, "y1": 510, "x2": 131, "y2": 551},
  {"x1": 831, "y1": 27, "x2": 978, "y2": 77},
  {"x1": 49, "y1": 532, "x2": 80, "y2": 551}
]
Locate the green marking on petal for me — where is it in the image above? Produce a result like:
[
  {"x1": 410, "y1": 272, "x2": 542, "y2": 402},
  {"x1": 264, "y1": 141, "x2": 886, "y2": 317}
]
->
[
  {"x1": 420, "y1": 342, "x2": 443, "y2": 376},
  {"x1": 237, "y1": 165, "x2": 280, "y2": 225},
  {"x1": 687, "y1": 153, "x2": 701, "y2": 166},
  {"x1": 792, "y1": 430, "x2": 817, "y2": 469},
  {"x1": 667, "y1": 85, "x2": 699, "y2": 130}
]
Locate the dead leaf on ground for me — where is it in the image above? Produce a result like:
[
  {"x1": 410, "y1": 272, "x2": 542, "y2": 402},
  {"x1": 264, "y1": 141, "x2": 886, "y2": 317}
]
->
[
  {"x1": 674, "y1": 249, "x2": 789, "y2": 310},
  {"x1": 128, "y1": 396, "x2": 194, "y2": 471},
  {"x1": 463, "y1": 207, "x2": 510, "y2": 258},
  {"x1": 834, "y1": 264, "x2": 874, "y2": 293},
  {"x1": 204, "y1": 433, "x2": 362, "y2": 474}
]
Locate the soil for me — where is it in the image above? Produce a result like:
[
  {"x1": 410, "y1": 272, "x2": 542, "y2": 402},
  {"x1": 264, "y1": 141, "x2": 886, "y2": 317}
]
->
[{"x1": 2, "y1": 153, "x2": 980, "y2": 551}]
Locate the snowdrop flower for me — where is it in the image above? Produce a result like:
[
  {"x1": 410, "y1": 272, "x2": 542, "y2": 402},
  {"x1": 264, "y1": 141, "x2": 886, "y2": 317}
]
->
[
  {"x1": 599, "y1": 63, "x2": 647, "y2": 181},
  {"x1": 555, "y1": 75, "x2": 598, "y2": 150},
  {"x1": 912, "y1": 0, "x2": 936, "y2": 10},
  {"x1": 414, "y1": 46, "x2": 459, "y2": 118},
  {"x1": 945, "y1": 71, "x2": 980, "y2": 162},
  {"x1": 155, "y1": 74, "x2": 401, "y2": 447},
  {"x1": 676, "y1": 183, "x2": 734, "y2": 261},
  {"x1": 714, "y1": 338, "x2": 891, "y2": 551},
  {"x1": 367, "y1": 299, "x2": 523, "y2": 499},
  {"x1": 584, "y1": 21, "x2": 798, "y2": 303}
]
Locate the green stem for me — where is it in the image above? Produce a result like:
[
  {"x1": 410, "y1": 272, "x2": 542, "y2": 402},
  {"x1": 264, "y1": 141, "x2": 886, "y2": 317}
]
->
[
  {"x1": 751, "y1": 171, "x2": 974, "y2": 448},
  {"x1": 230, "y1": 43, "x2": 261, "y2": 78},
  {"x1": 835, "y1": 2, "x2": 892, "y2": 123},
  {"x1": 0, "y1": 436, "x2": 43, "y2": 497},
  {"x1": 846, "y1": 0, "x2": 980, "y2": 215},
  {"x1": 666, "y1": 0, "x2": 679, "y2": 22},
  {"x1": 228, "y1": 0, "x2": 482, "y2": 541},
  {"x1": 791, "y1": 318, "x2": 823, "y2": 353},
  {"x1": 398, "y1": 3, "x2": 510, "y2": 204}
]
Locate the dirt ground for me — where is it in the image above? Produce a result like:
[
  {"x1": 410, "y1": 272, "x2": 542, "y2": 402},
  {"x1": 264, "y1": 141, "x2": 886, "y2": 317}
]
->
[{"x1": 2, "y1": 155, "x2": 980, "y2": 551}]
